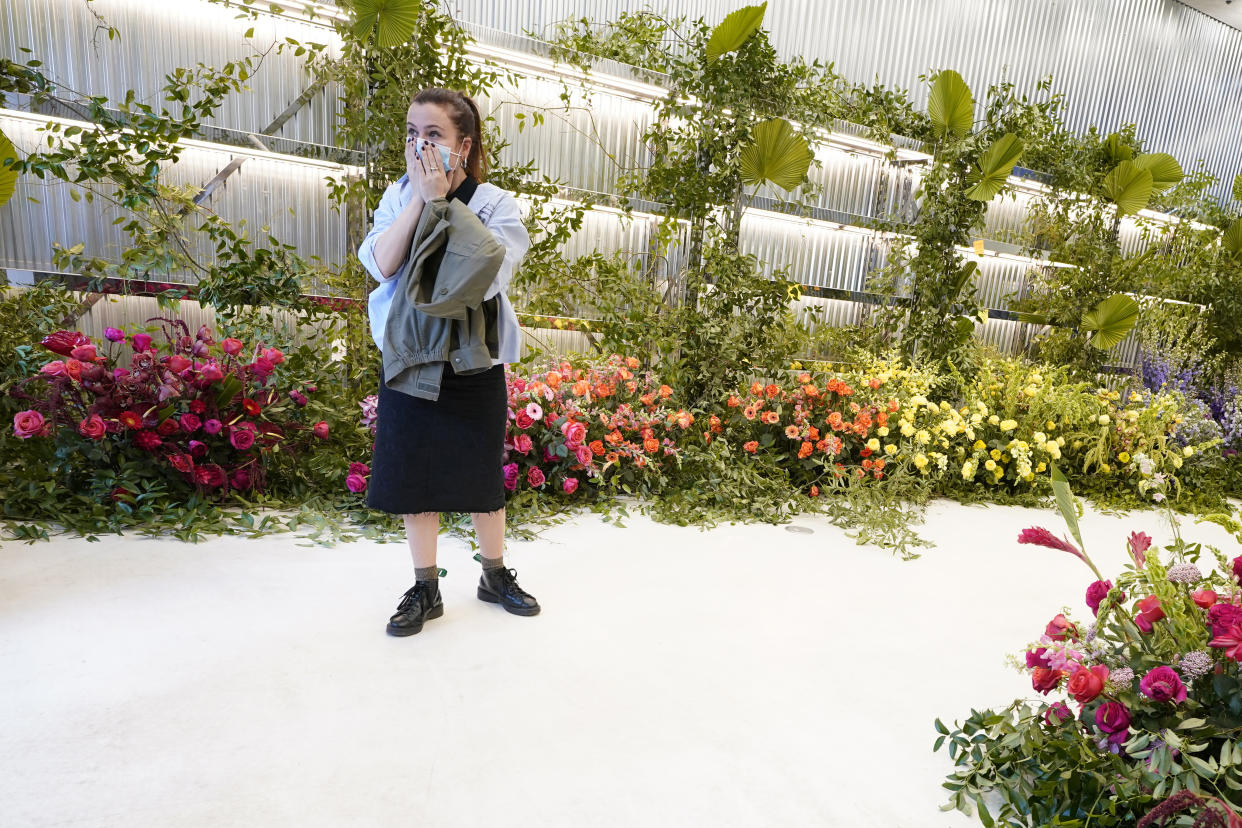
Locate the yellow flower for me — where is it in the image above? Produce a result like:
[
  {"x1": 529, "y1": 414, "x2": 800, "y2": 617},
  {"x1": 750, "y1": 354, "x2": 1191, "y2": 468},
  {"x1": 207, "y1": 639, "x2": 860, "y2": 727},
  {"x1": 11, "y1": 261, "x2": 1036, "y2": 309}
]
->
[
  {"x1": 1046, "y1": 420, "x2": 1057, "y2": 430},
  {"x1": 1118, "y1": 451, "x2": 1131, "y2": 463},
  {"x1": 877, "y1": 426, "x2": 889, "y2": 437},
  {"x1": 984, "y1": 459, "x2": 997, "y2": 471},
  {"x1": 1036, "y1": 461, "x2": 1046, "y2": 472},
  {"x1": 866, "y1": 438, "x2": 880, "y2": 451},
  {"x1": 914, "y1": 454, "x2": 929, "y2": 469},
  {"x1": 1100, "y1": 463, "x2": 1111, "y2": 473},
  {"x1": 901, "y1": 423, "x2": 915, "y2": 438},
  {"x1": 939, "y1": 401, "x2": 951, "y2": 411},
  {"x1": 1174, "y1": 456, "x2": 1184, "y2": 468},
  {"x1": 988, "y1": 415, "x2": 1000, "y2": 425},
  {"x1": 1098, "y1": 414, "x2": 1111, "y2": 425},
  {"x1": 1183, "y1": 446, "x2": 1194, "y2": 457},
  {"x1": 884, "y1": 444, "x2": 898, "y2": 456},
  {"x1": 990, "y1": 449, "x2": 1002, "y2": 461},
  {"x1": 1047, "y1": 445, "x2": 1062, "y2": 459},
  {"x1": 1034, "y1": 432, "x2": 1046, "y2": 443},
  {"x1": 915, "y1": 429, "x2": 931, "y2": 445},
  {"x1": 1000, "y1": 419, "x2": 1017, "y2": 432}
]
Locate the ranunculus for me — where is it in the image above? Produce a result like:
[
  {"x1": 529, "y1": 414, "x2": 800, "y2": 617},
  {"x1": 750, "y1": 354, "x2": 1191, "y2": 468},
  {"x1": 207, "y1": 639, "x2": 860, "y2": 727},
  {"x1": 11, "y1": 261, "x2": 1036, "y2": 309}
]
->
[
  {"x1": 220, "y1": 338, "x2": 243, "y2": 356},
  {"x1": 40, "y1": 360, "x2": 68, "y2": 377},
  {"x1": 562, "y1": 420, "x2": 588, "y2": 447},
  {"x1": 1139, "y1": 666, "x2": 1187, "y2": 703},
  {"x1": 514, "y1": 410, "x2": 534, "y2": 430},
  {"x1": 562, "y1": 477, "x2": 579, "y2": 494},
  {"x1": 345, "y1": 473, "x2": 368, "y2": 493},
  {"x1": 312, "y1": 421, "x2": 330, "y2": 440},
  {"x1": 1085, "y1": 580, "x2": 1119, "y2": 616},
  {"x1": 168, "y1": 453, "x2": 195, "y2": 474},
  {"x1": 1026, "y1": 647, "x2": 1051, "y2": 669},
  {"x1": 12, "y1": 409, "x2": 46, "y2": 439},
  {"x1": 203, "y1": 419, "x2": 223, "y2": 435},
  {"x1": 77, "y1": 414, "x2": 106, "y2": 440},
  {"x1": 180, "y1": 413, "x2": 201, "y2": 433},
  {"x1": 502, "y1": 462, "x2": 519, "y2": 491},
  {"x1": 1208, "y1": 604, "x2": 1242, "y2": 636},
  {"x1": 1095, "y1": 700, "x2": 1131, "y2": 735},
  {"x1": 574, "y1": 444, "x2": 593, "y2": 465},
  {"x1": 187, "y1": 439, "x2": 208, "y2": 458},
  {"x1": 527, "y1": 466, "x2": 546, "y2": 488},
  {"x1": 156, "y1": 418, "x2": 180, "y2": 437},
  {"x1": 1193, "y1": 589, "x2": 1219, "y2": 609},
  {"x1": 104, "y1": 327, "x2": 126, "y2": 342},
  {"x1": 131, "y1": 333, "x2": 153, "y2": 352},
  {"x1": 1044, "y1": 702, "x2": 1073, "y2": 726},
  {"x1": 1045, "y1": 613, "x2": 1078, "y2": 641},
  {"x1": 514, "y1": 433, "x2": 533, "y2": 455},
  {"x1": 133, "y1": 430, "x2": 162, "y2": 451},
  {"x1": 200, "y1": 363, "x2": 224, "y2": 382},
  {"x1": 348, "y1": 462, "x2": 370, "y2": 476},
  {"x1": 1032, "y1": 667, "x2": 1063, "y2": 694},
  {"x1": 229, "y1": 423, "x2": 257, "y2": 450},
  {"x1": 1066, "y1": 664, "x2": 1108, "y2": 704}
]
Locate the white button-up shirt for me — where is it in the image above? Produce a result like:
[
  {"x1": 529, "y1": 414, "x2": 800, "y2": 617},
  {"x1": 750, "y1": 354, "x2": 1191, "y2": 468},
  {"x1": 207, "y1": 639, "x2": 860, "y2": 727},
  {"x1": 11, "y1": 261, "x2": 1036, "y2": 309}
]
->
[{"x1": 357, "y1": 174, "x2": 529, "y2": 364}]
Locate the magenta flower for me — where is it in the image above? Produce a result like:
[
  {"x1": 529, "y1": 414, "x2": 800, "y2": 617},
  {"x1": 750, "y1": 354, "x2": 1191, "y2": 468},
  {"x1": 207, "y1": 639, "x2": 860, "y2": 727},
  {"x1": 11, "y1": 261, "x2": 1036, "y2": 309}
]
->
[
  {"x1": 1209, "y1": 604, "x2": 1242, "y2": 637},
  {"x1": 345, "y1": 473, "x2": 368, "y2": 493},
  {"x1": 230, "y1": 468, "x2": 253, "y2": 490},
  {"x1": 104, "y1": 327, "x2": 126, "y2": 342},
  {"x1": 1233, "y1": 555, "x2": 1242, "y2": 585},
  {"x1": 1210, "y1": 622, "x2": 1242, "y2": 661},
  {"x1": 1095, "y1": 700, "x2": 1131, "y2": 743},
  {"x1": 12, "y1": 409, "x2": 46, "y2": 439},
  {"x1": 502, "y1": 462, "x2": 519, "y2": 491},
  {"x1": 187, "y1": 439, "x2": 208, "y2": 458},
  {"x1": 203, "y1": 419, "x2": 222, "y2": 435},
  {"x1": 180, "y1": 413, "x2": 202, "y2": 433},
  {"x1": 348, "y1": 462, "x2": 370, "y2": 477},
  {"x1": 1044, "y1": 702, "x2": 1073, "y2": 726},
  {"x1": 562, "y1": 477, "x2": 579, "y2": 494},
  {"x1": 1128, "y1": 532, "x2": 1152, "y2": 568},
  {"x1": 229, "y1": 423, "x2": 257, "y2": 450},
  {"x1": 1085, "y1": 580, "x2": 1122, "y2": 616},
  {"x1": 131, "y1": 333, "x2": 153, "y2": 352},
  {"x1": 1018, "y1": 527, "x2": 1104, "y2": 580},
  {"x1": 1139, "y1": 666, "x2": 1187, "y2": 703},
  {"x1": 1026, "y1": 647, "x2": 1051, "y2": 669}
]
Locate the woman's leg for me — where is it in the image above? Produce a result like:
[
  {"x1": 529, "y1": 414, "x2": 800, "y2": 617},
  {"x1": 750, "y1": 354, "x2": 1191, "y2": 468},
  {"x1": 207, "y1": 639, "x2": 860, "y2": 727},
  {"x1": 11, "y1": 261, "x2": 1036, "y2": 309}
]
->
[
  {"x1": 403, "y1": 511, "x2": 440, "y2": 577},
  {"x1": 471, "y1": 508, "x2": 505, "y2": 566}
]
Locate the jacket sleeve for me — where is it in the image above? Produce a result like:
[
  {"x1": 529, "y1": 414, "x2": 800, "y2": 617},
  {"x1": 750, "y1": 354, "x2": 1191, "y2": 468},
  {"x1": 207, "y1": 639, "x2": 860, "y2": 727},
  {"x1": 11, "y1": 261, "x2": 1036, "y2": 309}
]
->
[
  {"x1": 357, "y1": 180, "x2": 409, "y2": 284},
  {"x1": 479, "y1": 193, "x2": 531, "y2": 301}
]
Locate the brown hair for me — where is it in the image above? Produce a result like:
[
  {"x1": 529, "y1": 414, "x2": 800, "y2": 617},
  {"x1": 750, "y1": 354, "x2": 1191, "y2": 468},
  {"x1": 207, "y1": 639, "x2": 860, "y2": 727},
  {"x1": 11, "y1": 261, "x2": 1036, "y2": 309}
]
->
[{"x1": 410, "y1": 87, "x2": 489, "y2": 182}]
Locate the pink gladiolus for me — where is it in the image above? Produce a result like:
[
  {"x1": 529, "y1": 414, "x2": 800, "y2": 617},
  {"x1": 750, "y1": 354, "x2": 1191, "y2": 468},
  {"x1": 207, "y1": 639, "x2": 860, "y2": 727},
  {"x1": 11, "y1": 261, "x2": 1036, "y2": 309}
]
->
[{"x1": 1128, "y1": 532, "x2": 1152, "y2": 568}]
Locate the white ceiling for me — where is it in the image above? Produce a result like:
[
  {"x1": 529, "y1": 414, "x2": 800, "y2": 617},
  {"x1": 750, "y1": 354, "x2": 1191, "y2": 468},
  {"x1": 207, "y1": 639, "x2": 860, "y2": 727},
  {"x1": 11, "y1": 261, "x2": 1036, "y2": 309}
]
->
[{"x1": 1179, "y1": 0, "x2": 1242, "y2": 31}]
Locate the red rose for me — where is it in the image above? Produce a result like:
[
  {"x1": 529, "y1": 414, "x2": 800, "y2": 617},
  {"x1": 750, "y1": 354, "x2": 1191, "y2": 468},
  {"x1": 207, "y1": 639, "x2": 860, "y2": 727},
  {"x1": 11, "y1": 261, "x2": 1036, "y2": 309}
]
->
[
  {"x1": 263, "y1": 347, "x2": 284, "y2": 364},
  {"x1": 41, "y1": 329, "x2": 90, "y2": 356},
  {"x1": 527, "y1": 466, "x2": 546, "y2": 488},
  {"x1": 1095, "y1": 700, "x2": 1131, "y2": 735},
  {"x1": 221, "y1": 338, "x2": 244, "y2": 356},
  {"x1": 1194, "y1": 589, "x2": 1219, "y2": 609},
  {"x1": 1031, "y1": 667, "x2": 1063, "y2": 695},
  {"x1": 156, "y1": 418, "x2": 180, "y2": 436},
  {"x1": 1045, "y1": 613, "x2": 1078, "y2": 641},
  {"x1": 77, "y1": 415, "x2": 106, "y2": 441},
  {"x1": 514, "y1": 410, "x2": 534, "y2": 430},
  {"x1": 166, "y1": 355, "x2": 192, "y2": 373},
  {"x1": 133, "y1": 430, "x2": 162, "y2": 451},
  {"x1": 180, "y1": 413, "x2": 202, "y2": 433},
  {"x1": 168, "y1": 453, "x2": 195, "y2": 474},
  {"x1": 312, "y1": 421, "x2": 330, "y2": 440},
  {"x1": 189, "y1": 399, "x2": 207, "y2": 414},
  {"x1": 1066, "y1": 664, "x2": 1108, "y2": 704}
]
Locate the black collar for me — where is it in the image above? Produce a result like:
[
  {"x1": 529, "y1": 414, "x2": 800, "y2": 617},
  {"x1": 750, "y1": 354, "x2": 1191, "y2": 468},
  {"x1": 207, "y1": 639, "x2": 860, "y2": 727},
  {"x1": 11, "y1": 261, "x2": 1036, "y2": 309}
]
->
[{"x1": 447, "y1": 173, "x2": 478, "y2": 206}]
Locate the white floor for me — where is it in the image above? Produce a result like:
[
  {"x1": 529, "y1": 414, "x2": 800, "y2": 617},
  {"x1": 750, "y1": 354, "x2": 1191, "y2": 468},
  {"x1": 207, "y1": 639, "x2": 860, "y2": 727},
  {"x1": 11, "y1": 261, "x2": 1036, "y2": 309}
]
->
[{"x1": 2, "y1": 499, "x2": 1238, "y2": 827}]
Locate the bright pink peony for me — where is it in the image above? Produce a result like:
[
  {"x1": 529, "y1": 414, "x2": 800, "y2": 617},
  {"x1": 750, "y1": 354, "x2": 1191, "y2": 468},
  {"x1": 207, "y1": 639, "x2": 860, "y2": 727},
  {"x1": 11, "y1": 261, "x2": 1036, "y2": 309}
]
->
[
  {"x1": 1085, "y1": 580, "x2": 1120, "y2": 616},
  {"x1": 202, "y1": 419, "x2": 223, "y2": 435},
  {"x1": 1139, "y1": 666, "x2": 1187, "y2": 703},
  {"x1": 1095, "y1": 700, "x2": 1131, "y2": 738},
  {"x1": 1233, "y1": 556, "x2": 1242, "y2": 585},
  {"x1": 348, "y1": 462, "x2": 370, "y2": 477},
  {"x1": 12, "y1": 410, "x2": 46, "y2": 438}
]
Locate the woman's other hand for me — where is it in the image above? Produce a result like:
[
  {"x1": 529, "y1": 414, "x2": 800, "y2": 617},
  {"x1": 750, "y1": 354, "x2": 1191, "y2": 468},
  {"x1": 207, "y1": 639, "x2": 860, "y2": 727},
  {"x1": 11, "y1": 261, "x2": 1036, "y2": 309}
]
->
[{"x1": 408, "y1": 137, "x2": 450, "y2": 202}]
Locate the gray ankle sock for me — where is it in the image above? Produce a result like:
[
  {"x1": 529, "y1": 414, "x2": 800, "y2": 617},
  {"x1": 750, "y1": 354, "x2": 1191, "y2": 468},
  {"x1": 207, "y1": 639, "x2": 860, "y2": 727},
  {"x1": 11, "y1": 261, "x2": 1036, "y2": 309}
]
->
[
  {"x1": 480, "y1": 555, "x2": 504, "y2": 571},
  {"x1": 414, "y1": 565, "x2": 439, "y2": 582}
]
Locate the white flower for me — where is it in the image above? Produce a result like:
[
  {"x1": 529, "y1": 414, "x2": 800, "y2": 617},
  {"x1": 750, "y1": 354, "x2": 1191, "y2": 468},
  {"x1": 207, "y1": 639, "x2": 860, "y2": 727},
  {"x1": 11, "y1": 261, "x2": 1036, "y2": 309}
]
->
[{"x1": 526, "y1": 402, "x2": 544, "y2": 420}]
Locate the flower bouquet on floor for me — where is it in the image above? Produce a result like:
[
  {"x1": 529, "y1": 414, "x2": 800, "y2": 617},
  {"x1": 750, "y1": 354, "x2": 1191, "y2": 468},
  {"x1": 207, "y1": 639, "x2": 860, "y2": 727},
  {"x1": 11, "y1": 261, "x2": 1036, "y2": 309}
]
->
[
  {"x1": 7, "y1": 318, "x2": 325, "y2": 505},
  {"x1": 935, "y1": 467, "x2": 1242, "y2": 826}
]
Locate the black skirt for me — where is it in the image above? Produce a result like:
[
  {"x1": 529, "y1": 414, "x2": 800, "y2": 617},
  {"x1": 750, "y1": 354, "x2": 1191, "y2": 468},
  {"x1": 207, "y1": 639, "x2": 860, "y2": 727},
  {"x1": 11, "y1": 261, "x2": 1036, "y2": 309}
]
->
[{"x1": 366, "y1": 360, "x2": 508, "y2": 514}]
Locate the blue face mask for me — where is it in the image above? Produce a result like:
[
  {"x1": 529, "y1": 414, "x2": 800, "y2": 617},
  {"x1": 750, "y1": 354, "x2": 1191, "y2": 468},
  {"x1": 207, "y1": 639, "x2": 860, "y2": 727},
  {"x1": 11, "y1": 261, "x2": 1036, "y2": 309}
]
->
[{"x1": 409, "y1": 137, "x2": 462, "y2": 173}]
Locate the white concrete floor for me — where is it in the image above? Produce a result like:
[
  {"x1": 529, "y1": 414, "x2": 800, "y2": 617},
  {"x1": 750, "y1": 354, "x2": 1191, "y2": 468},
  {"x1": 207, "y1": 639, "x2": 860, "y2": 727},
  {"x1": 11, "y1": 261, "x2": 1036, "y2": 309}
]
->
[{"x1": 2, "y1": 499, "x2": 1239, "y2": 827}]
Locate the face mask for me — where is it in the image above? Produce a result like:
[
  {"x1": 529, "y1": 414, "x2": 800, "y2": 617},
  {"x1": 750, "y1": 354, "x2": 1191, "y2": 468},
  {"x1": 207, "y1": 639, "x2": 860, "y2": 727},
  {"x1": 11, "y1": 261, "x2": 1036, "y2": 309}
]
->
[{"x1": 408, "y1": 137, "x2": 463, "y2": 173}]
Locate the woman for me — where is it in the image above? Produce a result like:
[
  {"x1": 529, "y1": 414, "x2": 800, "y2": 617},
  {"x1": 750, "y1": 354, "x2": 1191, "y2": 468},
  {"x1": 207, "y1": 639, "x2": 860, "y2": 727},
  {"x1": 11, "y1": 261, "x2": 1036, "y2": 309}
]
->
[{"x1": 357, "y1": 87, "x2": 540, "y2": 637}]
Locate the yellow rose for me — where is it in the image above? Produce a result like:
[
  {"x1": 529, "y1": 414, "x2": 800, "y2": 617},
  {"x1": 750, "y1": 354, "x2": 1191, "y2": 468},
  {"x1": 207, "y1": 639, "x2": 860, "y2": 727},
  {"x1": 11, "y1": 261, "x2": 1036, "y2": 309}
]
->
[
  {"x1": 985, "y1": 459, "x2": 997, "y2": 471},
  {"x1": 884, "y1": 444, "x2": 898, "y2": 456},
  {"x1": 988, "y1": 415, "x2": 1000, "y2": 425},
  {"x1": 1000, "y1": 419, "x2": 1017, "y2": 431},
  {"x1": 877, "y1": 426, "x2": 890, "y2": 437},
  {"x1": 1034, "y1": 432, "x2": 1046, "y2": 443},
  {"x1": 914, "y1": 454, "x2": 929, "y2": 469},
  {"x1": 866, "y1": 438, "x2": 880, "y2": 451},
  {"x1": 989, "y1": 449, "x2": 1002, "y2": 461},
  {"x1": 1036, "y1": 462, "x2": 1047, "y2": 472}
]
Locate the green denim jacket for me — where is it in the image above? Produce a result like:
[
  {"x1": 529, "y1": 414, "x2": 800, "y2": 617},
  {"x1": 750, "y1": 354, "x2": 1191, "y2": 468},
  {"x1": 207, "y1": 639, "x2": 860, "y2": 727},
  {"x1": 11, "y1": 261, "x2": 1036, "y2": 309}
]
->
[{"x1": 381, "y1": 189, "x2": 507, "y2": 400}]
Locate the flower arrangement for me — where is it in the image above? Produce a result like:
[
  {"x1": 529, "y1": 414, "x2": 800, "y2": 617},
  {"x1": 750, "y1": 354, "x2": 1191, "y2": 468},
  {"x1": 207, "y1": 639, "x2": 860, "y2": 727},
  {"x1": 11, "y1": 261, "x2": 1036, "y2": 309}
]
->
[
  {"x1": 935, "y1": 469, "x2": 1242, "y2": 825},
  {"x1": 8, "y1": 319, "x2": 322, "y2": 497}
]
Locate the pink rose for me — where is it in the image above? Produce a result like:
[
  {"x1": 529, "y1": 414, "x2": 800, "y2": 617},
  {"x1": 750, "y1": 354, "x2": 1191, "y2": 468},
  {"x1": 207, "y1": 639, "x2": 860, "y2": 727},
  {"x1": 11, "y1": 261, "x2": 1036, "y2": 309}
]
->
[
  {"x1": 562, "y1": 420, "x2": 588, "y2": 447},
  {"x1": 345, "y1": 473, "x2": 368, "y2": 493},
  {"x1": 527, "y1": 466, "x2": 546, "y2": 488},
  {"x1": 1139, "y1": 666, "x2": 1187, "y2": 703},
  {"x1": 131, "y1": 333, "x2": 153, "y2": 352},
  {"x1": 203, "y1": 419, "x2": 223, "y2": 435},
  {"x1": 574, "y1": 444, "x2": 593, "y2": 465},
  {"x1": 12, "y1": 410, "x2": 46, "y2": 439},
  {"x1": 78, "y1": 414, "x2": 106, "y2": 440},
  {"x1": 200, "y1": 363, "x2": 224, "y2": 382},
  {"x1": 1045, "y1": 613, "x2": 1078, "y2": 641},
  {"x1": 1031, "y1": 667, "x2": 1062, "y2": 695},
  {"x1": 40, "y1": 360, "x2": 68, "y2": 377},
  {"x1": 514, "y1": 410, "x2": 534, "y2": 430},
  {"x1": 263, "y1": 348, "x2": 284, "y2": 364},
  {"x1": 514, "y1": 433, "x2": 534, "y2": 455},
  {"x1": 221, "y1": 338, "x2": 243, "y2": 356},
  {"x1": 70, "y1": 344, "x2": 99, "y2": 362},
  {"x1": 1066, "y1": 664, "x2": 1108, "y2": 704},
  {"x1": 562, "y1": 477, "x2": 579, "y2": 494},
  {"x1": 312, "y1": 421, "x2": 330, "y2": 440},
  {"x1": 503, "y1": 462, "x2": 519, "y2": 491},
  {"x1": 1194, "y1": 589, "x2": 1219, "y2": 609},
  {"x1": 229, "y1": 423, "x2": 257, "y2": 450},
  {"x1": 180, "y1": 413, "x2": 201, "y2": 433},
  {"x1": 348, "y1": 462, "x2": 370, "y2": 476}
]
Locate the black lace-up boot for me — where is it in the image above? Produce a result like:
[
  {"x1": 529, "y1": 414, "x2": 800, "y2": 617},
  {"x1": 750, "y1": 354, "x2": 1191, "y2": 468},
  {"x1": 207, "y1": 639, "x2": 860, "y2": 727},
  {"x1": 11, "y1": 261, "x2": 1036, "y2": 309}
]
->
[
  {"x1": 477, "y1": 566, "x2": 540, "y2": 616},
  {"x1": 386, "y1": 580, "x2": 444, "y2": 636}
]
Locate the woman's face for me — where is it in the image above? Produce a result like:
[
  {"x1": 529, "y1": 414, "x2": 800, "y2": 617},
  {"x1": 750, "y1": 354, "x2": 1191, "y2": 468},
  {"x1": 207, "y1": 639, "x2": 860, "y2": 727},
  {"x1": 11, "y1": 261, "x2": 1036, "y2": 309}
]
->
[{"x1": 406, "y1": 102, "x2": 470, "y2": 169}]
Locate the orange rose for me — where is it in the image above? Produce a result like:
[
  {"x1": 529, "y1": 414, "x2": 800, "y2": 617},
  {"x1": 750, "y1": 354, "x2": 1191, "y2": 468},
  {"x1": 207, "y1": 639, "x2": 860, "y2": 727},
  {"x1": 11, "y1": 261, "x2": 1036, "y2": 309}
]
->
[
  {"x1": 750, "y1": 381, "x2": 763, "y2": 396},
  {"x1": 572, "y1": 380, "x2": 590, "y2": 397},
  {"x1": 545, "y1": 371, "x2": 562, "y2": 389},
  {"x1": 743, "y1": 441, "x2": 759, "y2": 453},
  {"x1": 658, "y1": 385, "x2": 673, "y2": 399},
  {"x1": 797, "y1": 441, "x2": 813, "y2": 459},
  {"x1": 625, "y1": 357, "x2": 639, "y2": 369},
  {"x1": 589, "y1": 440, "x2": 605, "y2": 456},
  {"x1": 764, "y1": 384, "x2": 780, "y2": 399},
  {"x1": 727, "y1": 395, "x2": 741, "y2": 408},
  {"x1": 807, "y1": 426, "x2": 820, "y2": 441},
  {"x1": 643, "y1": 438, "x2": 659, "y2": 453}
]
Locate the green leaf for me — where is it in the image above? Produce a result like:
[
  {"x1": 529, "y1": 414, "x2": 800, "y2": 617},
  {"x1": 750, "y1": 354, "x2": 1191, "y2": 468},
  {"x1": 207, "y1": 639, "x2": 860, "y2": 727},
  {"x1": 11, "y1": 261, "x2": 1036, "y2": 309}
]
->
[
  {"x1": 1233, "y1": 173, "x2": 1242, "y2": 203},
  {"x1": 1103, "y1": 132, "x2": 1134, "y2": 164},
  {"x1": 1222, "y1": 217, "x2": 1242, "y2": 260},
  {"x1": 705, "y1": 3, "x2": 767, "y2": 61},
  {"x1": 215, "y1": 374, "x2": 243, "y2": 408},
  {"x1": 1081, "y1": 293, "x2": 1140, "y2": 350},
  {"x1": 949, "y1": 260, "x2": 977, "y2": 297},
  {"x1": 1015, "y1": 310, "x2": 1050, "y2": 326},
  {"x1": 738, "y1": 118, "x2": 814, "y2": 192},
  {"x1": 351, "y1": 0, "x2": 420, "y2": 48},
  {"x1": 927, "y1": 70, "x2": 974, "y2": 139},
  {"x1": 965, "y1": 133, "x2": 1023, "y2": 201},
  {"x1": 1050, "y1": 464, "x2": 1085, "y2": 553},
  {"x1": 1178, "y1": 718, "x2": 1207, "y2": 730},
  {"x1": 1132, "y1": 152, "x2": 1183, "y2": 193},
  {"x1": 1101, "y1": 160, "x2": 1154, "y2": 216},
  {"x1": 0, "y1": 129, "x2": 18, "y2": 207}
]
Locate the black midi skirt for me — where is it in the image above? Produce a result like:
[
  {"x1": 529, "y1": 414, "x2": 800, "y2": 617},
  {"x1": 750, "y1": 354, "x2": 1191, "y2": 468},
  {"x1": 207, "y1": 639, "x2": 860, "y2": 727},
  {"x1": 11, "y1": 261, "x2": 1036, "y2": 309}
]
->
[{"x1": 366, "y1": 360, "x2": 508, "y2": 514}]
